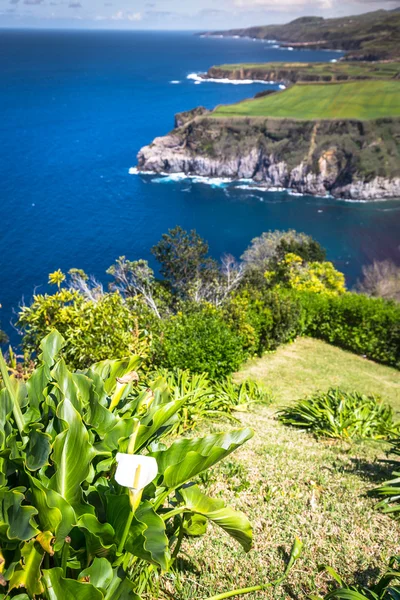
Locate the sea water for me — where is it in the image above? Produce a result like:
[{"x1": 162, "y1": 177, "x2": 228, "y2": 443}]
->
[{"x1": 0, "y1": 29, "x2": 399, "y2": 343}]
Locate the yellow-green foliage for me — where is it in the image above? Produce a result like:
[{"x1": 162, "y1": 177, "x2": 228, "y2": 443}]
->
[
  {"x1": 267, "y1": 253, "x2": 346, "y2": 295},
  {"x1": 17, "y1": 287, "x2": 149, "y2": 368}
]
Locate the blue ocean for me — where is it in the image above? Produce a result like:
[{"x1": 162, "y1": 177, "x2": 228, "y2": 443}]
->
[{"x1": 1, "y1": 29, "x2": 400, "y2": 343}]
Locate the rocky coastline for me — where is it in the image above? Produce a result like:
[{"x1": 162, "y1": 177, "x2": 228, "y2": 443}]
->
[{"x1": 136, "y1": 113, "x2": 400, "y2": 201}]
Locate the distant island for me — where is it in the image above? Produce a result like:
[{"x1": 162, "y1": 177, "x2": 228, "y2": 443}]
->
[
  {"x1": 135, "y1": 8, "x2": 400, "y2": 201},
  {"x1": 200, "y1": 8, "x2": 400, "y2": 61}
]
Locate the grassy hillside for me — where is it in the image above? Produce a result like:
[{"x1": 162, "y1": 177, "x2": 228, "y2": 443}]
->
[
  {"x1": 174, "y1": 340, "x2": 400, "y2": 598},
  {"x1": 212, "y1": 80, "x2": 400, "y2": 120},
  {"x1": 237, "y1": 337, "x2": 400, "y2": 408},
  {"x1": 207, "y1": 61, "x2": 400, "y2": 83},
  {"x1": 204, "y1": 8, "x2": 400, "y2": 60}
]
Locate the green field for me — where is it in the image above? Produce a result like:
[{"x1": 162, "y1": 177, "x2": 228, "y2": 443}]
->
[{"x1": 212, "y1": 80, "x2": 400, "y2": 120}]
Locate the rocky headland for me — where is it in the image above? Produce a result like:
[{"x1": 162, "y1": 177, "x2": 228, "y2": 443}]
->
[{"x1": 136, "y1": 112, "x2": 400, "y2": 200}]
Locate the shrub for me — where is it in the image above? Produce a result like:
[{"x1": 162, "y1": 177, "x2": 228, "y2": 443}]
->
[
  {"x1": 296, "y1": 291, "x2": 400, "y2": 368},
  {"x1": 225, "y1": 289, "x2": 302, "y2": 356},
  {"x1": 372, "y1": 435, "x2": 400, "y2": 518},
  {"x1": 357, "y1": 259, "x2": 400, "y2": 302},
  {"x1": 266, "y1": 253, "x2": 346, "y2": 295},
  {"x1": 310, "y1": 557, "x2": 400, "y2": 599},
  {"x1": 17, "y1": 290, "x2": 149, "y2": 368},
  {"x1": 155, "y1": 368, "x2": 272, "y2": 432},
  {"x1": 0, "y1": 330, "x2": 254, "y2": 599},
  {"x1": 152, "y1": 305, "x2": 246, "y2": 378},
  {"x1": 278, "y1": 388, "x2": 399, "y2": 440}
]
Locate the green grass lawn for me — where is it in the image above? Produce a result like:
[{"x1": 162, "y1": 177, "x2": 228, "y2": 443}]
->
[
  {"x1": 237, "y1": 337, "x2": 400, "y2": 409},
  {"x1": 165, "y1": 339, "x2": 400, "y2": 599},
  {"x1": 212, "y1": 80, "x2": 400, "y2": 120}
]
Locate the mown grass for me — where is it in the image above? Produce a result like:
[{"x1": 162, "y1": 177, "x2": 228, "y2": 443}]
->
[
  {"x1": 212, "y1": 80, "x2": 400, "y2": 120},
  {"x1": 237, "y1": 337, "x2": 400, "y2": 409},
  {"x1": 160, "y1": 340, "x2": 400, "y2": 599},
  {"x1": 170, "y1": 410, "x2": 400, "y2": 599}
]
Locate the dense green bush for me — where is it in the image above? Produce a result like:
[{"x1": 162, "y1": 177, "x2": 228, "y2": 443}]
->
[
  {"x1": 17, "y1": 290, "x2": 148, "y2": 369},
  {"x1": 152, "y1": 305, "x2": 245, "y2": 379},
  {"x1": 279, "y1": 388, "x2": 399, "y2": 440},
  {"x1": 296, "y1": 291, "x2": 400, "y2": 368},
  {"x1": 0, "y1": 330, "x2": 255, "y2": 599},
  {"x1": 225, "y1": 289, "x2": 302, "y2": 356}
]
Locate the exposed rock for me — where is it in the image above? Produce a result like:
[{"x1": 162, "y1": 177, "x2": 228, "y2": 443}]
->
[{"x1": 136, "y1": 115, "x2": 400, "y2": 200}]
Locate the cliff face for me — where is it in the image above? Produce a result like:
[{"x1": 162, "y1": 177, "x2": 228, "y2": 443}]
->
[{"x1": 137, "y1": 115, "x2": 400, "y2": 200}]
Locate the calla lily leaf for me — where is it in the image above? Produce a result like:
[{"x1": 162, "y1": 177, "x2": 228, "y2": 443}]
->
[
  {"x1": 0, "y1": 489, "x2": 38, "y2": 542},
  {"x1": 126, "y1": 501, "x2": 170, "y2": 571},
  {"x1": 39, "y1": 330, "x2": 65, "y2": 368},
  {"x1": 183, "y1": 513, "x2": 208, "y2": 537},
  {"x1": 9, "y1": 540, "x2": 44, "y2": 596},
  {"x1": 78, "y1": 557, "x2": 113, "y2": 590},
  {"x1": 77, "y1": 514, "x2": 116, "y2": 558},
  {"x1": 50, "y1": 397, "x2": 95, "y2": 513},
  {"x1": 151, "y1": 428, "x2": 254, "y2": 489},
  {"x1": 178, "y1": 485, "x2": 253, "y2": 552},
  {"x1": 43, "y1": 568, "x2": 104, "y2": 600},
  {"x1": 26, "y1": 428, "x2": 52, "y2": 471},
  {"x1": 29, "y1": 476, "x2": 75, "y2": 551}
]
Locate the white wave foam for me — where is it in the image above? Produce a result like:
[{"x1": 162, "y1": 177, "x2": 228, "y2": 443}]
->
[
  {"x1": 187, "y1": 72, "x2": 275, "y2": 85},
  {"x1": 129, "y1": 167, "x2": 138, "y2": 175},
  {"x1": 170, "y1": 80, "x2": 181, "y2": 84},
  {"x1": 279, "y1": 84, "x2": 286, "y2": 90}
]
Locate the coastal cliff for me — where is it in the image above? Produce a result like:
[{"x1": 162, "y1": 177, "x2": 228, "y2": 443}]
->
[{"x1": 137, "y1": 114, "x2": 400, "y2": 200}]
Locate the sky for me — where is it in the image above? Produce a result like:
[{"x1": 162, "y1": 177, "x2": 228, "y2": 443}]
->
[{"x1": 0, "y1": 0, "x2": 399, "y2": 29}]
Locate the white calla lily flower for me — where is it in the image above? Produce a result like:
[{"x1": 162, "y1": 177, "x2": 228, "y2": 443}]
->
[{"x1": 115, "y1": 453, "x2": 158, "y2": 491}]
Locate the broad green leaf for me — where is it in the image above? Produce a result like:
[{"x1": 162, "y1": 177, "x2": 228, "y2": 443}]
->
[
  {"x1": 133, "y1": 398, "x2": 190, "y2": 453},
  {"x1": 78, "y1": 557, "x2": 113, "y2": 590},
  {"x1": 9, "y1": 540, "x2": 44, "y2": 596},
  {"x1": 178, "y1": 485, "x2": 252, "y2": 551},
  {"x1": 104, "y1": 568, "x2": 142, "y2": 600},
  {"x1": 43, "y1": 568, "x2": 103, "y2": 600},
  {"x1": 91, "y1": 356, "x2": 142, "y2": 396},
  {"x1": 126, "y1": 501, "x2": 170, "y2": 571},
  {"x1": 151, "y1": 428, "x2": 253, "y2": 489},
  {"x1": 39, "y1": 330, "x2": 65, "y2": 368},
  {"x1": 183, "y1": 513, "x2": 208, "y2": 537},
  {"x1": 105, "y1": 494, "x2": 131, "y2": 545},
  {"x1": 76, "y1": 514, "x2": 116, "y2": 558},
  {"x1": 50, "y1": 397, "x2": 95, "y2": 513},
  {"x1": 29, "y1": 476, "x2": 75, "y2": 551},
  {"x1": 0, "y1": 351, "x2": 25, "y2": 436},
  {"x1": 0, "y1": 388, "x2": 13, "y2": 450},
  {"x1": 26, "y1": 428, "x2": 52, "y2": 471},
  {"x1": 51, "y1": 359, "x2": 92, "y2": 413},
  {"x1": 26, "y1": 363, "x2": 51, "y2": 414},
  {"x1": 0, "y1": 489, "x2": 38, "y2": 541}
]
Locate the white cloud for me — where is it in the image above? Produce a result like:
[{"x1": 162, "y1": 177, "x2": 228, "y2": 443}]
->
[
  {"x1": 111, "y1": 9, "x2": 142, "y2": 20},
  {"x1": 234, "y1": 0, "x2": 333, "y2": 8}
]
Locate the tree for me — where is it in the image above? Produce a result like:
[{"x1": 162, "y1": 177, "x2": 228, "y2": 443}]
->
[
  {"x1": 152, "y1": 226, "x2": 217, "y2": 296},
  {"x1": 241, "y1": 230, "x2": 326, "y2": 276},
  {"x1": 107, "y1": 257, "x2": 161, "y2": 318},
  {"x1": 357, "y1": 260, "x2": 400, "y2": 302}
]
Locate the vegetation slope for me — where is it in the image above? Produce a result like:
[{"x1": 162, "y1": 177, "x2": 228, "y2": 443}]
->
[{"x1": 202, "y1": 8, "x2": 400, "y2": 61}]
